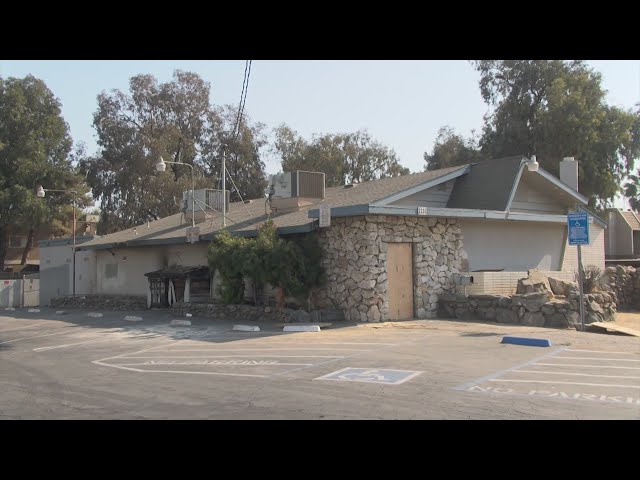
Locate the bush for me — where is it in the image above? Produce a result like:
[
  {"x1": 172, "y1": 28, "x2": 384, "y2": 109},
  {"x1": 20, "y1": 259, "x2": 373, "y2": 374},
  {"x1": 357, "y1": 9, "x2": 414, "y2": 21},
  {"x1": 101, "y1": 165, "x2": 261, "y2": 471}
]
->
[
  {"x1": 575, "y1": 265, "x2": 602, "y2": 293},
  {"x1": 208, "y1": 220, "x2": 325, "y2": 307}
]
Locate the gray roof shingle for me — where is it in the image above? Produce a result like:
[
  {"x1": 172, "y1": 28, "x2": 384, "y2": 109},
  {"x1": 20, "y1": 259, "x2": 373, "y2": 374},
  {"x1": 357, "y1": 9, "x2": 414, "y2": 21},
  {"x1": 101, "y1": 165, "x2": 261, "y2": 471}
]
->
[{"x1": 79, "y1": 165, "x2": 467, "y2": 249}]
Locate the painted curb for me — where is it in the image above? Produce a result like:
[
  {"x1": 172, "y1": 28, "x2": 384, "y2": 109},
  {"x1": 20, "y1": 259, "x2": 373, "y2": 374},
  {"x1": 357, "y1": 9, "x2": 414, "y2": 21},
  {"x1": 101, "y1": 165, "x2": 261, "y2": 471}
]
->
[
  {"x1": 185, "y1": 313, "x2": 193, "y2": 317},
  {"x1": 55, "y1": 310, "x2": 65, "y2": 315},
  {"x1": 5, "y1": 307, "x2": 16, "y2": 311},
  {"x1": 87, "y1": 312, "x2": 103, "y2": 318},
  {"x1": 28, "y1": 308, "x2": 40, "y2": 313},
  {"x1": 170, "y1": 319, "x2": 192, "y2": 327},
  {"x1": 501, "y1": 336, "x2": 552, "y2": 347},
  {"x1": 233, "y1": 325, "x2": 260, "y2": 332},
  {"x1": 124, "y1": 315, "x2": 143, "y2": 322},
  {"x1": 283, "y1": 325, "x2": 321, "y2": 332}
]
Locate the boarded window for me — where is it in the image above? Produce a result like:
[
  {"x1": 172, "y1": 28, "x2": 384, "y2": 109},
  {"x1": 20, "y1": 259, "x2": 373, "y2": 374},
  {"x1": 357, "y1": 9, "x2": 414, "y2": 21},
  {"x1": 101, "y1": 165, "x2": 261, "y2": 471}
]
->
[{"x1": 105, "y1": 263, "x2": 118, "y2": 278}]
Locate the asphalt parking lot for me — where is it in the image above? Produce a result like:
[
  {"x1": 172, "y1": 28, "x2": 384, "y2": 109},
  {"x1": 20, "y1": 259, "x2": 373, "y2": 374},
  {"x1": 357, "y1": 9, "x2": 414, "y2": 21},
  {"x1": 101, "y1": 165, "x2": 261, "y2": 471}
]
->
[{"x1": 1, "y1": 308, "x2": 638, "y2": 419}]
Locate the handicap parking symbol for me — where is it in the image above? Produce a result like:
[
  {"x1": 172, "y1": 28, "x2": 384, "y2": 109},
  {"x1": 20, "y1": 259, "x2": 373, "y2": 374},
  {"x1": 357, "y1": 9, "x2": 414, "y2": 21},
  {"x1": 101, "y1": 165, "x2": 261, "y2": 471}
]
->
[{"x1": 315, "y1": 367, "x2": 422, "y2": 385}]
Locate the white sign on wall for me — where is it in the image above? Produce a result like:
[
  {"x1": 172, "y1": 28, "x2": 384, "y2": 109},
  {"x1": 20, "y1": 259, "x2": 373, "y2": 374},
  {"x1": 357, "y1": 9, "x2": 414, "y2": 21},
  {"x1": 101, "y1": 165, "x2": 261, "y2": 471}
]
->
[{"x1": 319, "y1": 204, "x2": 331, "y2": 228}]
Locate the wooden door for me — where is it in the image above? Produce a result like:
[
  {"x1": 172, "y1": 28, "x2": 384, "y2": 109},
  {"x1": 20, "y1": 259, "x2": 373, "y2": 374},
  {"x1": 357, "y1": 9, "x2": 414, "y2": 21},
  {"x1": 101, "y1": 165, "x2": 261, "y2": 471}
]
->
[{"x1": 387, "y1": 243, "x2": 414, "y2": 320}]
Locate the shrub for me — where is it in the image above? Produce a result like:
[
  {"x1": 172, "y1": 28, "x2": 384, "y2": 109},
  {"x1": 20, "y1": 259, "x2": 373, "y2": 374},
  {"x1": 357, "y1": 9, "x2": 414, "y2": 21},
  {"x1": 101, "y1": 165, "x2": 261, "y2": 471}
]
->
[{"x1": 575, "y1": 265, "x2": 602, "y2": 293}]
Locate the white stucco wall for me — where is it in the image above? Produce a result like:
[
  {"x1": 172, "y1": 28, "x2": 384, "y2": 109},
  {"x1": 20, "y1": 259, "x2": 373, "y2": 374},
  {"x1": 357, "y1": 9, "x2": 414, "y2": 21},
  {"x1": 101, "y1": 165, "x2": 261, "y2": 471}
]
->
[
  {"x1": 40, "y1": 242, "x2": 98, "y2": 304},
  {"x1": 165, "y1": 244, "x2": 209, "y2": 267},
  {"x1": 96, "y1": 247, "x2": 165, "y2": 296},
  {"x1": 460, "y1": 219, "x2": 565, "y2": 272}
]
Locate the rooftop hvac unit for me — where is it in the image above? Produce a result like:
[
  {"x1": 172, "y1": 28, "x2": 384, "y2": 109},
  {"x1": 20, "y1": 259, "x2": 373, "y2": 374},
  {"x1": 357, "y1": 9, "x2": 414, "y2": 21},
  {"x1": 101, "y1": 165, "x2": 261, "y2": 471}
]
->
[
  {"x1": 269, "y1": 171, "x2": 325, "y2": 199},
  {"x1": 182, "y1": 189, "x2": 230, "y2": 213}
]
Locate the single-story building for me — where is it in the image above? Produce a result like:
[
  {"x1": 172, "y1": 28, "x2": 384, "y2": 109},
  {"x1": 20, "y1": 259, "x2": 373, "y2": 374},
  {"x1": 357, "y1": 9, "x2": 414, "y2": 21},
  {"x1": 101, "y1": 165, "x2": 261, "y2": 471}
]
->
[
  {"x1": 51, "y1": 155, "x2": 605, "y2": 322},
  {"x1": 604, "y1": 208, "x2": 640, "y2": 263}
]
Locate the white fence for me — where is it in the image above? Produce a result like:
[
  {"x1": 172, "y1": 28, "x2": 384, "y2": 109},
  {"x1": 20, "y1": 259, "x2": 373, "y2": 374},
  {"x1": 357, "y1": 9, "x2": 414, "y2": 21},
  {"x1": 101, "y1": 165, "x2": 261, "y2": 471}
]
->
[{"x1": 0, "y1": 277, "x2": 40, "y2": 307}]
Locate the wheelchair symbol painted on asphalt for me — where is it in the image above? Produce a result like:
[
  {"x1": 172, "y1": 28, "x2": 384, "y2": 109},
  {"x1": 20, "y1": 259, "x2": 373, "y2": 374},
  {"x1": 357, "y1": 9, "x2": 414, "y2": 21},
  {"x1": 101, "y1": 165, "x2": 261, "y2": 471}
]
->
[{"x1": 315, "y1": 367, "x2": 423, "y2": 385}]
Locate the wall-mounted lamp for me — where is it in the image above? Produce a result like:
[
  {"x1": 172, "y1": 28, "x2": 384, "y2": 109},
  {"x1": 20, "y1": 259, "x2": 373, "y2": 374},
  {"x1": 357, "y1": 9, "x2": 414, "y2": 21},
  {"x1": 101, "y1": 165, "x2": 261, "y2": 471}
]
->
[{"x1": 527, "y1": 155, "x2": 539, "y2": 172}]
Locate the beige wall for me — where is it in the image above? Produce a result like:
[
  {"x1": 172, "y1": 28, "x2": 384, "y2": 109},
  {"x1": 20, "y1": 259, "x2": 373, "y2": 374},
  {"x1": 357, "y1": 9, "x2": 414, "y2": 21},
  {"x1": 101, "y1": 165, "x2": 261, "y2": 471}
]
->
[
  {"x1": 40, "y1": 242, "x2": 98, "y2": 303},
  {"x1": 95, "y1": 243, "x2": 210, "y2": 296},
  {"x1": 460, "y1": 219, "x2": 565, "y2": 272},
  {"x1": 562, "y1": 223, "x2": 605, "y2": 272},
  {"x1": 510, "y1": 178, "x2": 566, "y2": 215},
  {"x1": 606, "y1": 209, "x2": 633, "y2": 257}
]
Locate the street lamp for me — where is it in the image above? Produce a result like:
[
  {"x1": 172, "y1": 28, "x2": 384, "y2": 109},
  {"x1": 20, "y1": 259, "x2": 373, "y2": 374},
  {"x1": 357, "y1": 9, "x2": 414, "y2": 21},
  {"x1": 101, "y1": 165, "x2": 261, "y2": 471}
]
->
[
  {"x1": 36, "y1": 186, "x2": 78, "y2": 296},
  {"x1": 155, "y1": 156, "x2": 195, "y2": 228}
]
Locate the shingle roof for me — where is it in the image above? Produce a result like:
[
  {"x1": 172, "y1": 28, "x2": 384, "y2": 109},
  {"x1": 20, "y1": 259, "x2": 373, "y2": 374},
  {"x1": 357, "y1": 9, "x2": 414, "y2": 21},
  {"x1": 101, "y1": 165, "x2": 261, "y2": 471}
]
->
[
  {"x1": 79, "y1": 165, "x2": 467, "y2": 249},
  {"x1": 447, "y1": 155, "x2": 525, "y2": 210},
  {"x1": 621, "y1": 211, "x2": 640, "y2": 230}
]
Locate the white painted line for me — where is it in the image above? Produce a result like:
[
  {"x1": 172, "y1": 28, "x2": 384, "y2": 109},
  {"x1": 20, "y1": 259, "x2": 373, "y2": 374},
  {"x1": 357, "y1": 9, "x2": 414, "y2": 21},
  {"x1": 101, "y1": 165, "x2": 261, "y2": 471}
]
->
[
  {"x1": 535, "y1": 362, "x2": 640, "y2": 370},
  {"x1": 156, "y1": 348, "x2": 368, "y2": 352},
  {"x1": 124, "y1": 316, "x2": 143, "y2": 322},
  {"x1": 27, "y1": 308, "x2": 40, "y2": 313},
  {"x1": 4, "y1": 307, "x2": 16, "y2": 311},
  {"x1": 87, "y1": 312, "x2": 103, "y2": 318},
  {"x1": 170, "y1": 320, "x2": 191, "y2": 327},
  {"x1": 113, "y1": 362, "x2": 314, "y2": 366},
  {"x1": 233, "y1": 325, "x2": 260, "y2": 332},
  {"x1": 91, "y1": 360, "x2": 268, "y2": 377},
  {"x1": 114, "y1": 355, "x2": 346, "y2": 359},
  {"x1": 34, "y1": 337, "x2": 120, "y2": 352},
  {"x1": 169, "y1": 341, "x2": 395, "y2": 347},
  {"x1": 0, "y1": 322, "x2": 48, "y2": 333},
  {"x1": 553, "y1": 356, "x2": 640, "y2": 362},
  {"x1": 489, "y1": 379, "x2": 640, "y2": 389},
  {"x1": 185, "y1": 313, "x2": 192, "y2": 317},
  {"x1": 512, "y1": 370, "x2": 640, "y2": 379},
  {"x1": 56, "y1": 311, "x2": 65, "y2": 314},
  {"x1": 566, "y1": 349, "x2": 635, "y2": 355},
  {"x1": 0, "y1": 328, "x2": 78, "y2": 345},
  {"x1": 283, "y1": 325, "x2": 321, "y2": 332}
]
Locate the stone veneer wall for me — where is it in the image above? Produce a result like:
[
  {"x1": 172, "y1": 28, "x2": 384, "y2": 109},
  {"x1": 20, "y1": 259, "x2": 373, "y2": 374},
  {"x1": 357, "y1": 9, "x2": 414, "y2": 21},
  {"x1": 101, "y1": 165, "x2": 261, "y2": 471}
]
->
[
  {"x1": 51, "y1": 295, "x2": 147, "y2": 310},
  {"x1": 439, "y1": 291, "x2": 616, "y2": 329},
  {"x1": 315, "y1": 215, "x2": 465, "y2": 322},
  {"x1": 599, "y1": 265, "x2": 640, "y2": 309}
]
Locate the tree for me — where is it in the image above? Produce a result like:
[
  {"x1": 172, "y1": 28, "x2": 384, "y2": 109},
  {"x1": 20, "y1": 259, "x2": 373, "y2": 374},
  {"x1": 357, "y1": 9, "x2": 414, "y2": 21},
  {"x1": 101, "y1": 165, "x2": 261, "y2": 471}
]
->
[
  {"x1": 0, "y1": 75, "x2": 87, "y2": 269},
  {"x1": 474, "y1": 60, "x2": 640, "y2": 207},
  {"x1": 424, "y1": 126, "x2": 482, "y2": 171},
  {"x1": 202, "y1": 105, "x2": 268, "y2": 202},
  {"x1": 273, "y1": 125, "x2": 409, "y2": 187}
]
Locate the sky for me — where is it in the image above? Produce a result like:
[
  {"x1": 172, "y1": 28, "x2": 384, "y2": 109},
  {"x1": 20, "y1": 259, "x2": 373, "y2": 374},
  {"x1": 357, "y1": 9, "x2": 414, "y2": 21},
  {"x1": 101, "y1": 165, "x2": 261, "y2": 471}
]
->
[{"x1": 1, "y1": 60, "x2": 639, "y2": 206}]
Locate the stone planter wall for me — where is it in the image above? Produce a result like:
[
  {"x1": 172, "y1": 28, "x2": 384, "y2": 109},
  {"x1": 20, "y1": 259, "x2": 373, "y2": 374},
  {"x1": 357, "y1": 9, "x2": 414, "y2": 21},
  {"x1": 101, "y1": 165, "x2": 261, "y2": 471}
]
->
[
  {"x1": 171, "y1": 302, "x2": 344, "y2": 323},
  {"x1": 315, "y1": 215, "x2": 465, "y2": 322},
  {"x1": 439, "y1": 291, "x2": 616, "y2": 329},
  {"x1": 599, "y1": 265, "x2": 640, "y2": 309},
  {"x1": 51, "y1": 295, "x2": 147, "y2": 310}
]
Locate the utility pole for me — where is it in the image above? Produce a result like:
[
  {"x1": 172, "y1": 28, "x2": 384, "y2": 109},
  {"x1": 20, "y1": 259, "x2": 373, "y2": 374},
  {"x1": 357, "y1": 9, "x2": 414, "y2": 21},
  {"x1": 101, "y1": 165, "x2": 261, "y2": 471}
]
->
[{"x1": 222, "y1": 146, "x2": 226, "y2": 227}]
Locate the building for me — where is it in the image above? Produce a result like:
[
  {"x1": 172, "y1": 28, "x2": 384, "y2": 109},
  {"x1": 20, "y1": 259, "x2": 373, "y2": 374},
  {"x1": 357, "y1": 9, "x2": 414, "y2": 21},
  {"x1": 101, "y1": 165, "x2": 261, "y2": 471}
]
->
[
  {"x1": 604, "y1": 208, "x2": 640, "y2": 263},
  {"x1": 44, "y1": 155, "x2": 605, "y2": 322}
]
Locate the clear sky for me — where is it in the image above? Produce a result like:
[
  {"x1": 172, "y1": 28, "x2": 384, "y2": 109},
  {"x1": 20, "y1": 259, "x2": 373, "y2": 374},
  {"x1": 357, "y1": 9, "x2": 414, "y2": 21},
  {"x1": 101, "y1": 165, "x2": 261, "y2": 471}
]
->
[{"x1": 1, "y1": 60, "x2": 638, "y2": 204}]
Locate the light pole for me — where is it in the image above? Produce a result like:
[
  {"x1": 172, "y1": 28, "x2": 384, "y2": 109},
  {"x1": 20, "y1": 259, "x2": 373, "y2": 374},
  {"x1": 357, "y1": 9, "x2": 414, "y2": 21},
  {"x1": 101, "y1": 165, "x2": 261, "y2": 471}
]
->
[
  {"x1": 37, "y1": 186, "x2": 77, "y2": 296},
  {"x1": 155, "y1": 156, "x2": 195, "y2": 228}
]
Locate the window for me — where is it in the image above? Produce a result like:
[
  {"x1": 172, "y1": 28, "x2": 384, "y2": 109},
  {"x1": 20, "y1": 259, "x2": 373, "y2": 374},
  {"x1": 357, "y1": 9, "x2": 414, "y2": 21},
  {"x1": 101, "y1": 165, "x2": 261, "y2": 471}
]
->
[
  {"x1": 9, "y1": 236, "x2": 27, "y2": 248},
  {"x1": 105, "y1": 263, "x2": 118, "y2": 278}
]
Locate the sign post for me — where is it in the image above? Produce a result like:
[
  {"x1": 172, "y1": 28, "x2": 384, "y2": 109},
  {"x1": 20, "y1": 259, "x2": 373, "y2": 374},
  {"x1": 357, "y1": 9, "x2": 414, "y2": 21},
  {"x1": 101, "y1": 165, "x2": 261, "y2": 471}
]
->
[{"x1": 567, "y1": 212, "x2": 589, "y2": 332}]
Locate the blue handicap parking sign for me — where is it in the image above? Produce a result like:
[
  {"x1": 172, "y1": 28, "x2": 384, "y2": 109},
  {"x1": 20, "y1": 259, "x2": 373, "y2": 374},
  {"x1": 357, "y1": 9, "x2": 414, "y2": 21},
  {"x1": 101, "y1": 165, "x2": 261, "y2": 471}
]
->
[{"x1": 567, "y1": 212, "x2": 589, "y2": 246}]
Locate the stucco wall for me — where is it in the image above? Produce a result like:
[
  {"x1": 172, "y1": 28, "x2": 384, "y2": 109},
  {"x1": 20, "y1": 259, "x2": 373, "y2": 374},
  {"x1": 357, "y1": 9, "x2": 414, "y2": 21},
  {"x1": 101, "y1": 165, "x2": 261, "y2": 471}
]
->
[
  {"x1": 460, "y1": 219, "x2": 565, "y2": 272},
  {"x1": 316, "y1": 215, "x2": 464, "y2": 321},
  {"x1": 40, "y1": 241, "x2": 98, "y2": 304},
  {"x1": 96, "y1": 247, "x2": 164, "y2": 296}
]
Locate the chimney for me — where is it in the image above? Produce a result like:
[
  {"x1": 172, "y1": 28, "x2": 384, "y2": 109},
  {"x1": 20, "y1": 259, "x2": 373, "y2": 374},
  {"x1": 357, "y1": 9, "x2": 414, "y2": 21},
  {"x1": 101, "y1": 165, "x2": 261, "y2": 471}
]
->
[{"x1": 560, "y1": 157, "x2": 578, "y2": 191}]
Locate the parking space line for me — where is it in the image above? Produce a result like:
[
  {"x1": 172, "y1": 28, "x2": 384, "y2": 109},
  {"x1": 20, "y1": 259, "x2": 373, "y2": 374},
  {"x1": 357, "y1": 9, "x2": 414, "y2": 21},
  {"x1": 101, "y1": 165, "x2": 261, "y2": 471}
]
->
[
  {"x1": 552, "y1": 356, "x2": 640, "y2": 362},
  {"x1": 114, "y1": 362, "x2": 314, "y2": 366},
  {"x1": 489, "y1": 379, "x2": 640, "y2": 389},
  {"x1": 0, "y1": 323, "x2": 49, "y2": 333},
  {"x1": 90, "y1": 362, "x2": 269, "y2": 377},
  {"x1": 566, "y1": 349, "x2": 636, "y2": 355},
  {"x1": 155, "y1": 348, "x2": 368, "y2": 352},
  {"x1": 34, "y1": 337, "x2": 124, "y2": 352},
  {"x1": 0, "y1": 328, "x2": 80, "y2": 345},
  {"x1": 115, "y1": 355, "x2": 346, "y2": 359},
  {"x1": 534, "y1": 362, "x2": 640, "y2": 370},
  {"x1": 512, "y1": 369, "x2": 640, "y2": 379}
]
